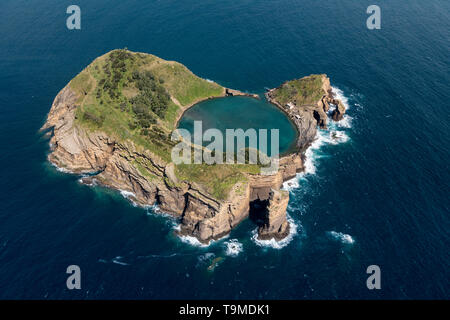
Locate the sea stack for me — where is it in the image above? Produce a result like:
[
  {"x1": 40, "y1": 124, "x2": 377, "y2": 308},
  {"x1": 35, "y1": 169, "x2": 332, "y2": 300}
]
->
[{"x1": 257, "y1": 189, "x2": 290, "y2": 241}]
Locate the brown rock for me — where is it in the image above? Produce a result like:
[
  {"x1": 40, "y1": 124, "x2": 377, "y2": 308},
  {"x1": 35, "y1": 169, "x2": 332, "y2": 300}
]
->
[
  {"x1": 257, "y1": 189, "x2": 290, "y2": 241},
  {"x1": 225, "y1": 88, "x2": 259, "y2": 99},
  {"x1": 41, "y1": 71, "x2": 318, "y2": 244},
  {"x1": 332, "y1": 100, "x2": 346, "y2": 121}
]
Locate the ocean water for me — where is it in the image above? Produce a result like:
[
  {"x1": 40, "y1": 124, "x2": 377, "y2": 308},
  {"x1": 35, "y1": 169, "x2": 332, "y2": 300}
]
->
[{"x1": 0, "y1": 0, "x2": 449, "y2": 299}]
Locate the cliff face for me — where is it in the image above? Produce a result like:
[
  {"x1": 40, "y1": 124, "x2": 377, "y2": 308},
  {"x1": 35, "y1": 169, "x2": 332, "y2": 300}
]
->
[
  {"x1": 266, "y1": 74, "x2": 346, "y2": 152},
  {"x1": 42, "y1": 83, "x2": 304, "y2": 244},
  {"x1": 41, "y1": 51, "x2": 342, "y2": 244},
  {"x1": 258, "y1": 189, "x2": 290, "y2": 241}
]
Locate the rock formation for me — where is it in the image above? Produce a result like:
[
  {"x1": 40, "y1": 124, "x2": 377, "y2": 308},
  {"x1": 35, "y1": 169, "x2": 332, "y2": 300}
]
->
[
  {"x1": 266, "y1": 74, "x2": 346, "y2": 152},
  {"x1": 225, "y1": 88, "x2": 260, "y2": 99},
  {"x1": 257, "y1": 189, "x2": 290, "y2": 240},
  {"x1": 332, "y1": 100, "x2": 346, "y2": 121},
  {"x1": 41, "y1": 51, "x2": 344, "y2": 244}
]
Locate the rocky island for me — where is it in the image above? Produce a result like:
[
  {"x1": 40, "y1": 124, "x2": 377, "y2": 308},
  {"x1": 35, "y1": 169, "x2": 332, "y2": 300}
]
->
[{"x1": 41, "y1": 49, "x2": 345, "y2": 244}]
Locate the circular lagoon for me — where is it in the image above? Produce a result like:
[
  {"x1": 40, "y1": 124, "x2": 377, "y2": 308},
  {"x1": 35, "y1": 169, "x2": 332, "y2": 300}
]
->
[{"x1": 177, "y1": 95, "x2": 298, "y2": 155}]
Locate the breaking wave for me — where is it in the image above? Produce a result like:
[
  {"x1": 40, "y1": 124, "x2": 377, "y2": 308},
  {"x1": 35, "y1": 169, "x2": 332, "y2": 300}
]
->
[
  {"x1": 173, "y1": 222, "x2": 230, "y2": 247},
  {"x1": 50, "y1": 162, "x2": 73, "y2": 174},
  {"x1": 119, "y1": 189, "x2": 135, "y2": 199},
  {"x1": 327, "y1": 231, "x2": 355, "y2": 245},
  {"x1": 282, "y1": 86, "x2": 354, "y2": 191},
  {"x1": 251, "y1": 214, "x2": 298, "y2": 249},
  {"x1": 119, "y1": 189, "x2": 138, "y2": 207},
  {"x1": 178, "y1": 234, "x2": 211, "y2": 247},
  {"x1": 145, "y1": 204, "x2": 175, "y2": 220},
  {"x1": 78, "y1": 175, "x2": 98, "y2": 186},
  {"x1": 224, "y1": 239, "x2": 243, "y2": 257}
]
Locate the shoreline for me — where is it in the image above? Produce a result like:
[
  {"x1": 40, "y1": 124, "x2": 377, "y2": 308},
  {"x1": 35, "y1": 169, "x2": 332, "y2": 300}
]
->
[
  {"x1": 40, "y1": 50, "x2": 339, "y2": 245},
  {"x1": 264, "y1": 92, "x2": 302, "y2": 157}
]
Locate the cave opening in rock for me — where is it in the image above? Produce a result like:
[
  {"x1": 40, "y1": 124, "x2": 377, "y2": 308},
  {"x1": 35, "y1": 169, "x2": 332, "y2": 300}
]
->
[{"x1": 249, "y1": 198, "x2": 270, "y2": 228}]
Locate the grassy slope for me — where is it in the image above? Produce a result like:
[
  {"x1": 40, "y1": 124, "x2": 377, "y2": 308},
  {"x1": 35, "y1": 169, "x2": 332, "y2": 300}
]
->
[
  {"x1": 69, "y1": 49, "x2": 258, "y2": 200},
  {"x1": 271, "y1": 74, "x2": 325, "y2": 106}
]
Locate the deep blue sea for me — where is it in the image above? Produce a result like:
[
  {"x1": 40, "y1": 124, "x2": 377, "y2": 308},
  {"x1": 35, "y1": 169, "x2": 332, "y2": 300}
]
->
[{"x1": 0, "y1": 0, "x2": 448, "y2": 299}]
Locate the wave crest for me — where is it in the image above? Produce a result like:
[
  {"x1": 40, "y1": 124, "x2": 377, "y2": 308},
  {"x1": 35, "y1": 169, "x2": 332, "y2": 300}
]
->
[
  {"x1": 224, "y1": 239, "x2": 243, "y2": 257},
  {"x1": 327, "y1": 231, "x2": 355, "y2": 244},
  {"x1": 251, "y1": 215, "x2": 298, "y2": 249}
]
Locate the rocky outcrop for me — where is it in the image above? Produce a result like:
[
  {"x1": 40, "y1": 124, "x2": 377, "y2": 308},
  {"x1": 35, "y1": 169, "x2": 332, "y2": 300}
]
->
[
  {"x1": 41, "y1": 81, "x2": 304, "y2": 244},
  {"x1": 258, "y1": 189, "x2": 290, "y2": 241},
  {"x1": 266, "y1": 74, "x2": 346, "y2": 153},
  {"x1": 179, "y1": 182, "x2": 251, "y2": 242},
  {"x1": 178, "y1": 152, "x2": 304, "y2": 243},
  {"x1": 254, "y1": 74, "x2": 347, "y2": 241},
  {"x1": 225, "y1": 88, "x2": 260, "y2": 99},
  {"x1": 332, "y1": 100, "x2": 346, "y2": 121},
  {"x1": 41, "y1": 86, "x2": 115, "y2": 173},
  {"x1": 41, "y1": 66, "x2": 341, "y2": 245}
]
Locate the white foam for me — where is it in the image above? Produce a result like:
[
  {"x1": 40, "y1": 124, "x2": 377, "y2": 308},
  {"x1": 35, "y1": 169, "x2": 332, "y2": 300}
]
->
[
  {"x1": 173, "y1": 223, "x2": 210, "y2": 247},
  {"x1": 251, "y1": 215, "x2": 298, "y2": 249},
  {"x1": 174, "y1": 223, "x2": 230, "y2": 247},
  {"x1": 178, "y1": 234, "x2": 210, "y2": 247},
  {"x1": 319, "y1": 129, "x2": 350, "y2": 145},
  {"x1": 298, "y1": 129, "x2": 333, "y2": 176},
  {"x1": 119, "y1": 190, "x2": 135, "y2": 198},
  {"x1": 303, "y1": 133, "x2": 324, "y2": 174},
  {"x1": 331, "y1": 86, "x2": 350, "y2": 110},
  {"x1": 329, "y1": 86, "x2": 353, "y2": 129},
  {"x1": 282, "y1": 176, "x2": 300, "y2": 191},
  {"x1": 335, "y1": 115, "x2": 353, "y2": 129},
  {"x1": 50, "y1": 162, "x2": 73, "y2": 174},
  {"x1": 328, "y1": 231, "x2": 355, "y2": 244},
  {"x1": 78, "y1": 176, "x2": 98, "y2": 186},
  {"x1": 224, "y1": 239, "x2": 243, "y2": 257},
  {"x1": 145, "y1": 204, "x2": 174, "y2": 219},
  {"x1": 112, "y1": 258, "x2": 130, "y2": 266},
  {"x1": 119, "y1": 189, "x2": 138, "y2": 207},
  {"x1": 282, "y1": 87, "x2": 353, "y2": 192}
]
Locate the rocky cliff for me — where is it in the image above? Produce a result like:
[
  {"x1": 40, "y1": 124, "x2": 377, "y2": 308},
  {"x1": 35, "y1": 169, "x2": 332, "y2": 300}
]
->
[
  {"x1": 266, "y1": 74, "x2": 346, "y2": 152},
  {"x1": 258, "y1": 189, "x2": 290, "y2": 241},
  {"x1": 41, "y1": 51, "x2": 342, "y2": 244}
]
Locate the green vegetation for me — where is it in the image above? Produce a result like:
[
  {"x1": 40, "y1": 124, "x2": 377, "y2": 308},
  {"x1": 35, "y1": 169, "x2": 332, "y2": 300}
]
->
[
  {"x1": 149, "y1": 61, "x2": 224, "y2": 106},
  {"x1": 70, "y1": 49, "x2": 254, "y2": 200},
  {"x1": 71, "y1": 49, "x2": 224, "y2": 161},
  {"x1": 175, "y1": 163, "x2": 259, "y2": 200},
  {"x1": 271, "y1": 74, "x2": 325, "y2": 106},
  {"x1": 132, "y1": 159, "x2": 157, "y2": 180}
]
